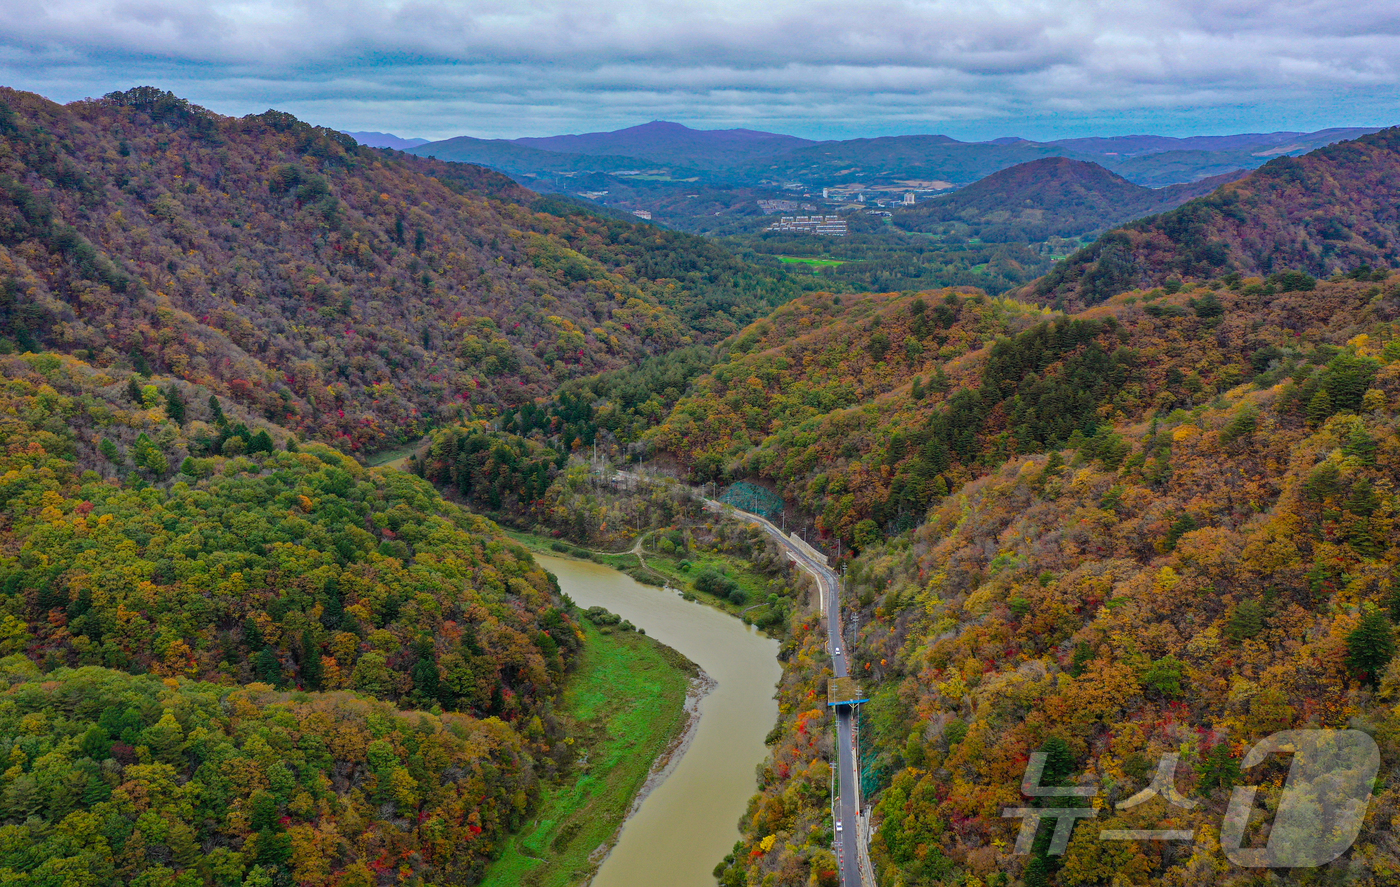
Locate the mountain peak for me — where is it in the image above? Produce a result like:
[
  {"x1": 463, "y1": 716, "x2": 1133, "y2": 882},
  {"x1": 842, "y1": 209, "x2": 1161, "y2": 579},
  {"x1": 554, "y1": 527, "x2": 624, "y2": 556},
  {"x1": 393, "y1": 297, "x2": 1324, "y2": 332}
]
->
[
  {"x1": 342, "y1": 131, "x2": 430, "y2": 150},
  {"x1": 510, "y1": 120, "x2": 816, "y2": 165}
]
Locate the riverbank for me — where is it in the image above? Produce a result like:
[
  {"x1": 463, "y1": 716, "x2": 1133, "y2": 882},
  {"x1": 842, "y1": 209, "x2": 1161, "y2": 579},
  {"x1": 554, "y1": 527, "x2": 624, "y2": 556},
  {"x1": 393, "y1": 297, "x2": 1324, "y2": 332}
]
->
[
  {"x1": 535, "y1": 552, "x2": 782, "y2": 887},
  {"x1": 503, "y1": 527, "x2": 791, "y2": 634},
  {"x1": 479, "y1": 618, "x2": 699, "y2": 887}
]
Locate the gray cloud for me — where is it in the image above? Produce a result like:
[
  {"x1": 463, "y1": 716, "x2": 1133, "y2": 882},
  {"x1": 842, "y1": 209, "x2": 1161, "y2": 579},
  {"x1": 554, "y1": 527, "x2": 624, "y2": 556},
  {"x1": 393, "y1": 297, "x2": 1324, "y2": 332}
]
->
[{"x1": 2, "y1": 0, "x2": 1398, "y2": 139}]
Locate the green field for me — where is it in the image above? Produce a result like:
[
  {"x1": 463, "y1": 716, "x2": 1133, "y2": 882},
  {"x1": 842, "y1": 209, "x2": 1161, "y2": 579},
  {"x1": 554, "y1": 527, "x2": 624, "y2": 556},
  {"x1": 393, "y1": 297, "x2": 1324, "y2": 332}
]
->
[
  {"x1": 364, "y1": 437, "x2": 428, "y2": 469},
  {"x1": 776, "y1": 255, "x2": 845, "y2": 267},
  {"x1": 479, "y1": 618, "x2": 695, "y2": 887}
]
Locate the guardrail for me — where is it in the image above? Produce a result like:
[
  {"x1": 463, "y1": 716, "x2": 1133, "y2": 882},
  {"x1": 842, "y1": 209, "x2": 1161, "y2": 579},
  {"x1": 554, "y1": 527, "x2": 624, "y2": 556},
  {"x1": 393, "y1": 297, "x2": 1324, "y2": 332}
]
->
[{"x1": 857, "y1": 808, "x2": 878, "y2": 886}]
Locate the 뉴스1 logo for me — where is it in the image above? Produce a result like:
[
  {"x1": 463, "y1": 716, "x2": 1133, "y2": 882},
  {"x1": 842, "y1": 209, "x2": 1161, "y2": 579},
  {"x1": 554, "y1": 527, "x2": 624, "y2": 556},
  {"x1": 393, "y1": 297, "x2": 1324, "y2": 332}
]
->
[{"x1": 1002, "y1": 729, "x2": 1379, "y2": 867}]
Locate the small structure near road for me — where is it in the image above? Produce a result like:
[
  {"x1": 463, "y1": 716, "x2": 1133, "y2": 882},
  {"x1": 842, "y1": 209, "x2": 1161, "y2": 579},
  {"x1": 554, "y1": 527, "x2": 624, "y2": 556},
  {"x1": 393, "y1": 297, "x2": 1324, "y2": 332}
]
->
[
  {"x1": 718, "y1": 482, "x2": 784, "y2": 520},
  {"x1": 827, "y1": 677, "x2": 868, "y2": 707}
]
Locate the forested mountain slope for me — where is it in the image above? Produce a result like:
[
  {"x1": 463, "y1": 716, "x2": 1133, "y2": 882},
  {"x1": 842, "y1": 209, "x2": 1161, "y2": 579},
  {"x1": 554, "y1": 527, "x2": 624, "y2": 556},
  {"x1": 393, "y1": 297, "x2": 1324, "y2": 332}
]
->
[
  {"x1": 847, "y1": 284, "x2": 1400, "y2": 885},
  {"x1": 1030, "y1": 127, "x2": 1400, "y2": 309},
  {"x1": 0, "y1": 350, "x2": 581, "y2": 883},
  {"x1": 652, "y1": 267, "x2": 1398, "y2": 546},
  {"x1": 0, "y1": 662, "x2": 539, "y2": 884},
  {"x1": 686, "y1": 126, "x2": 1400, "y2": 887},
  {"x1": 650, "y1": 288, "x2": 1048, "y2": 533},
  {"x1": 0, "y1": 86, "x2": 807, "y2": 454},
  {"x1": 713, "y1": 274, "x2": 1400, "y2": 887}
]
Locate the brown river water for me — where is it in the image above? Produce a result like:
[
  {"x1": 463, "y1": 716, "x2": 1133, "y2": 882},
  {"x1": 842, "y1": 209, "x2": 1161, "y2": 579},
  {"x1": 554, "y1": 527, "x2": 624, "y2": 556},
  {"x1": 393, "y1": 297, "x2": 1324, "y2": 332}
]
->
[{"x1": 535, "y1": 554, "x2": 782, "y2": 887}]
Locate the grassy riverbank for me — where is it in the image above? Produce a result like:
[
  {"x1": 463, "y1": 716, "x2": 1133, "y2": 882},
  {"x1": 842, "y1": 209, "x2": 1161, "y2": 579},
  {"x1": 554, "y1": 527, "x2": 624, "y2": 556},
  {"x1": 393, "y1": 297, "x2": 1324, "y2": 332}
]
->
[
  {"x1": 505, "y1": 528, "x2": 787, "y2": 630},
  {"x1": 480, "y1": 617, "x2": 696, "y2": 887}
]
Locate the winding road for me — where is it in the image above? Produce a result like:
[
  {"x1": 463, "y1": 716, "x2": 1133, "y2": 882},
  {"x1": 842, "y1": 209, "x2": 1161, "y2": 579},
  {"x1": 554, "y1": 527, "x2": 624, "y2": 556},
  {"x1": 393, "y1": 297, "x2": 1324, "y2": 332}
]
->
[
  {"x1": 610, "y1": 468, "x2": 871, "y2": 886},
  {"x1": 699, "y1": 501, "x2": 868, "y2": 887}
]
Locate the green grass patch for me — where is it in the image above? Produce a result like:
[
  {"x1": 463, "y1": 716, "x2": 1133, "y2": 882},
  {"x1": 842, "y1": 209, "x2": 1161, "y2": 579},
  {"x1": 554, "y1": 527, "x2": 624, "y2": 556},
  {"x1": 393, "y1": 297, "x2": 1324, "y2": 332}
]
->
[
  {"x1": 641, "y1": 549, "x2": 777, "y2": 622},
  {"x1": 480, "y1": 620, "x2": 696, "y2": 887},
  {"x1": 776, "y1": 255, "x2": 845, "y2": 267},
  {"x1": 501, "y1": 528, "x2": 578, "y2": 555},
  {"x1": 504, "y1": 528, "x2": 782, "y2": 630},
  {"x1": 364, "y1": 438, "x2": 426, "y2": 469}
]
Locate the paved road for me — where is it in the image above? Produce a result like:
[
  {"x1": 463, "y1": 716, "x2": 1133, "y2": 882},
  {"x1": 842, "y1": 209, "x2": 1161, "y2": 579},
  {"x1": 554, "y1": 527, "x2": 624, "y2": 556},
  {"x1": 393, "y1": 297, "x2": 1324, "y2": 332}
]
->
[
  {"x1": 700, "y1": 502, "x2": 864, "y2": 887},
  {"x1": 610, "y1": 469, "x2": 867, "y2": 886}
]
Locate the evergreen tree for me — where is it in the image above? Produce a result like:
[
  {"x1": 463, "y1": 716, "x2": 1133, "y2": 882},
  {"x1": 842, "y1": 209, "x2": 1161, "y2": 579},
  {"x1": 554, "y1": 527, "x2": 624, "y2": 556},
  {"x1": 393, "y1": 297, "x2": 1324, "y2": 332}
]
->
[
  {"x1": 1344, "y1": 425, "x2": 1377, "y2": 465},
  {"x1": 80, "y1": 725, "x2": 111, "y2": 759},
  {"x1": 300, "y1": 629, "x2": 323, "y2": 690},
  {"x1": 1346, "y1": 609, "x2": 1395, "y2": 684},
  {"x1": 141, "y1": 711, "x2": 185, "y2": 764},
  {"x1": 1324, "y1": 352, "x2": 1379, "y2": 413},
  {"x1": 82, "y1": 773, "x2": 111, "y2": 806},
  {"x1": 131, "y1": 433, "x2": 169, "y2": 476},
  {"x1": 320, "y1": 577, "x2": 344, "y2": 630},
  {"x1": 1225, "y1": 600, "x2": 1265, "y2": 641},
  {"x1": 1038, "y1": 735, "x2": 1077, "y2": 786},
  {"x1": 164, "y1": 384, "x2": 186, "y2": 424},
  {"x1": 249, "y1": 429, "x2": 275, "y2": 454},
  {"x1": 254, "y1": 649, "x2": 284, "y2": 687},
  {"x1": 1306, "y1": 388, "x2": 1335, "y2": 426},
  {"x1": 1219, "y1": 405, "x2": 1257, "y2": 444},
  {"x1": 930, "y1": 366, "x2": 950, "y2": 393},
  {"x1": 1142, "y1": 656, "x2": 1186, "y2": 698},
  {"x1": 168, "y1": 820, "x2": 200, "y2": 869},
  {"x1": 1197, "y1": 742, "x2": 1241, "y2": 791}
]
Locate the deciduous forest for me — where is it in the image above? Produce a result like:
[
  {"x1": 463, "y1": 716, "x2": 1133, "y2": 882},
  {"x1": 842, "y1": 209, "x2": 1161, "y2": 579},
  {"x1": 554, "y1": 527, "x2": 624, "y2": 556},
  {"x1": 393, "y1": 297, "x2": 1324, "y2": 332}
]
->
[{"x1": 5, "y1": 80, "x2": 1400, "y2": 887}]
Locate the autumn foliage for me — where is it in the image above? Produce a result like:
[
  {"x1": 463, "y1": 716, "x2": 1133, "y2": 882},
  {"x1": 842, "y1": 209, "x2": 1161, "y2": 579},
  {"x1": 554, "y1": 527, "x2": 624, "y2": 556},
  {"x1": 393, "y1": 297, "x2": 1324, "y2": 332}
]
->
[{"x1": 711, "y1": 272, "x2": 1400, "y2": 885}]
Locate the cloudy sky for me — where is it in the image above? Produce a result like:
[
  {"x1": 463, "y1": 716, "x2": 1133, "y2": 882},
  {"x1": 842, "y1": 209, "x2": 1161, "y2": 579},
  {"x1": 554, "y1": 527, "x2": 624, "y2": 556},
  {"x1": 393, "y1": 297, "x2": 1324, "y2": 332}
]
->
[{"x1": 3, "y1": 0, "x2": 1398, "y2": 141}]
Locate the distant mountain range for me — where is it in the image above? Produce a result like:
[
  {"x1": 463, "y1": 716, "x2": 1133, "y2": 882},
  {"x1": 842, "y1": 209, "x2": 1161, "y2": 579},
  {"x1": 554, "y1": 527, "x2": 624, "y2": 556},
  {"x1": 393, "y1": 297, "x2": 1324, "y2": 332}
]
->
[
  {"x1": 514, "y1": 120, "x2": 816, "y2": 166},
  {"x1": 404, "y1": 121, "x2": 1380, "y2": 233},
  {"x1": 342, "y1": 130, "x2": 430, "y2": 149},
  {"x1": 408, "y1": 121, "x2": 1379, "y2": 189}
]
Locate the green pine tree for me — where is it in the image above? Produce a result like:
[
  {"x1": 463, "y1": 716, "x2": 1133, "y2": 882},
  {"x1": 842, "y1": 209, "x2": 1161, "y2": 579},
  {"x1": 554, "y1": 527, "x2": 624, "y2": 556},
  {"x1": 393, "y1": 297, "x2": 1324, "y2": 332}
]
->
[
  {"x1": 1306, "y1": 388, "x2": 1335, "y2": 426},
  {"x1": 1225, "y1": 600, "x2": 1265, "y2": 641},
  {"x1": 300, "y1": 629, "x2": 323, "y2": 690},
  {"x1": 930, "y1": 366, "x2": 950, "y2": 392},
  {"x1": 1344, "y1": 425, "x2": 1377, "y2": 465},
  {"x1": 254, "y1": 649, "x2": 284, "y2": 687},
  {"x1": 164, "y1": 384, "x2": 186, "y2": 424},
  {"x1": 1197, "y1": 742, "x2": 1241, "y2": 791},
  {"x1": 1346, "y1": 609, "x2": 1395, "y2": 684}
]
